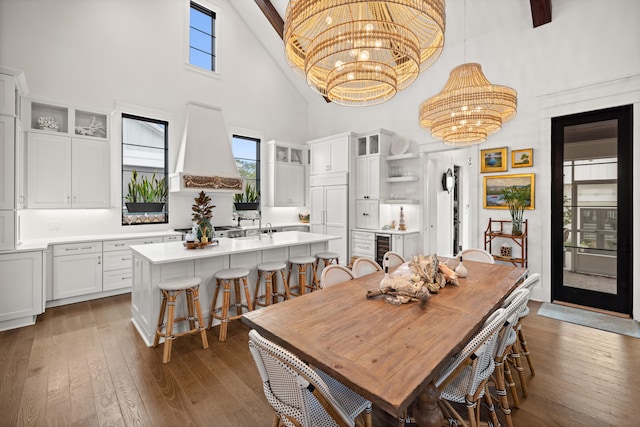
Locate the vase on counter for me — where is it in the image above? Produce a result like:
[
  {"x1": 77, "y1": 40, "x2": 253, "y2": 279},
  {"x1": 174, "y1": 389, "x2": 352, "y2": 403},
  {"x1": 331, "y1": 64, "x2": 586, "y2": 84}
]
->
[{"x1": 197, "y1": 218, "x2": 213, "y2": 243}]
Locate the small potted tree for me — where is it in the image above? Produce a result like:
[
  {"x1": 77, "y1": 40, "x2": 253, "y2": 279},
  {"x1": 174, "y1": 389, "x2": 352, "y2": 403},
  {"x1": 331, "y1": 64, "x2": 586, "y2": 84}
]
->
[
  {"x1": 125, "y1": 170, "x2": 167, "y2": 213},
  {"x1": 500, "y1": 185, "x2": 530, "y2": 235},
  {"x1": 233, "y1": 182, "x2": 260, "y2": 211},
  {"x1": 192, "y1": 191, "x2": 215, "y2": 243}
]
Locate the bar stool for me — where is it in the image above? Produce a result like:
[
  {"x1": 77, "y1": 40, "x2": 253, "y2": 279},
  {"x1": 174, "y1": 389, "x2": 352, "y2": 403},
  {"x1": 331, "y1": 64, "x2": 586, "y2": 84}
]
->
[
  {"x1": 253, "y1": 261, "x2": 290, "y2": 308},
  {"x1": 288, "y1": 255, "x2": 318, "y2": 296},
  {"x1": 314, "y1": 251, "x2": 340, "y2": 286},
  {"x1": 209, "y1": 268, "x2": 253, "y2": 342},
  {"x1": 153, "y1": 276, "x2": 209, "y2": 364}
]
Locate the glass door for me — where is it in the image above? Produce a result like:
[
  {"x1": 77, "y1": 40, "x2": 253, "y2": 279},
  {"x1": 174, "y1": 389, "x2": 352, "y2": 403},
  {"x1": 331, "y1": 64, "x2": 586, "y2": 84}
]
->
[{"x1": 551, "y1": 106, "x2": 632, "y2": 314}]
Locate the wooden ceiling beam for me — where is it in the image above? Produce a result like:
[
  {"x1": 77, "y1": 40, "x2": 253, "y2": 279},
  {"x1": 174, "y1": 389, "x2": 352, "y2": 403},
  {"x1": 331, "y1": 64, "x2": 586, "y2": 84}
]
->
[
  {"x1": 530, "y1": 0, "x2": 552, "y2": 28},
  {"x1": 254, "y1": 0, "x2": 284, "y2": 39}
]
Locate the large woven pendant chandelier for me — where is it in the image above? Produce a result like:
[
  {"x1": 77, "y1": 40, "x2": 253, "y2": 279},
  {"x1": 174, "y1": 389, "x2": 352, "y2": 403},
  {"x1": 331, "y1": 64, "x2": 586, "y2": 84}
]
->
[
  {"x1": 418, "y1": 63, "x2": 517, "y2": 145},
  {"x1": 284, "y1": 0, "x2": 445, "y2": 107}
]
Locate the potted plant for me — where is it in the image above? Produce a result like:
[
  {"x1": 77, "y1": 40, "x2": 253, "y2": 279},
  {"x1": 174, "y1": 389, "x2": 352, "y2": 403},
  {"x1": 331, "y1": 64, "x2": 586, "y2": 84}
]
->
[
  {"x1": 233, "y1": 182, "x2": 260, "y2": 211},
  {"x1": 125, "y1": 170, "x2": 167, "y2": 213},
  {"x1": 500, "y1": 185, "x2": 530, "y2": 235},
  {"x1": 192, "y1": 191, "x2": 215, "y2": 243}
]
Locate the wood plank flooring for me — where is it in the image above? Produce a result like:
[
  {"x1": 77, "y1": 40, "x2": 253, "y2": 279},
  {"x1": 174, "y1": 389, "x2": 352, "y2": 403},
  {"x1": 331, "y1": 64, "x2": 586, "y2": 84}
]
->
[{"x1": 0, "y1": 294, "x2": 638, "y2": 426}]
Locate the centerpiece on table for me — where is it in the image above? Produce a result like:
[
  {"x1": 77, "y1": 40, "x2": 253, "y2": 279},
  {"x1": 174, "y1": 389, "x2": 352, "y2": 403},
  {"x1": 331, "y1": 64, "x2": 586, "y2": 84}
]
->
[
  {"x1": 500, "y1": 185, "x2": 530, "y2": 235},
  {"x1": 192, "y1": 191, "x2": 215, "y2": 243}
]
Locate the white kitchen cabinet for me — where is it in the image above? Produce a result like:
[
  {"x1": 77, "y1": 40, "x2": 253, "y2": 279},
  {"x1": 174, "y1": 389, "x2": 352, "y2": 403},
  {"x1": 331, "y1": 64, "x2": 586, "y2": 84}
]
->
[
  {"x1": 0, "y1": 210, "x2": 14, "y2": 251},
  {"x1": 0, "y1": 74, "x2": 17, "y2": 116},
  {"x1": 53, "y1": 241, "x2": 103, "y2": 299},
  {"x1": 0, "y1": 116, "x2": 15, "y2": 210},
  {"x1": 275, "y1": 163, "x2": 305, "y2": 206},
  {"x1": 26, "y1": 100, "x2": 109, "y2": 140},
  {"x1": 310, "y1": 179, "x2": 348, "y2": 264},
  {"x1": 0, "y1": 250, "x2": 44, "y2": 330},
  {"x1": 355, "y1": 199, "x2": 379, "y2": 230},
  {"x1": 102, "y1": 237, "x2": 162, "y2": 291},
  {"x1": 308, "y1": 132, "x2": 352, "y2": 175},
  {"x1": 355, "y1": 155, "x2": 383, "y2": 200},
  {"x1": 26, "y1": 132, "x2": 110, "y2": 208},
  {"x1": 351, "y1": 230, "x2": 375, "y2": 259},
  {"x1": 265, "y1": 140, "x2": 306, "y2": 207},
  {"x1": 392, "y1": 232, "x2": 421, "y2": 259}
]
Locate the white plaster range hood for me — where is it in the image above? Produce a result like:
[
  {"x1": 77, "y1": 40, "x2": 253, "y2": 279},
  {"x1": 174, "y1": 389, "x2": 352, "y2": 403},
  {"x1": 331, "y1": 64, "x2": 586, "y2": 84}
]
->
[{"x1": 169, "y1": 101, "x2": 243, "y2": 193}]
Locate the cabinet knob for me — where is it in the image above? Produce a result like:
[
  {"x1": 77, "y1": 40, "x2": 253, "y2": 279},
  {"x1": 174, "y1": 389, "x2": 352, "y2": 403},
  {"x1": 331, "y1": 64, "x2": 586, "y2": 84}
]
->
[{"x1": 97, "y1": 256, "x2": 101, "y2": 265}]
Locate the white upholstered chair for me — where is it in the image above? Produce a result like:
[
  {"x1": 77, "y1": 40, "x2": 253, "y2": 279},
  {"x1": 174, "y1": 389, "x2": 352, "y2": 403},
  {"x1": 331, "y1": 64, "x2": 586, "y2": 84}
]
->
[
  {"x1": 351, "y1": 257, "x2": 382, "y2": 278},
  {"x1": 383, "y1": 251, "x2": 405, "y2": 268},
  {"x1": 320, "y1": 264, "x2": 354, "y2": 289},
  {"x1": 459, "y1": 248, "x2": 495, "y2": 264},
  {"x1": 248, "y1": 329, "x2": 372, "y2": 427}
]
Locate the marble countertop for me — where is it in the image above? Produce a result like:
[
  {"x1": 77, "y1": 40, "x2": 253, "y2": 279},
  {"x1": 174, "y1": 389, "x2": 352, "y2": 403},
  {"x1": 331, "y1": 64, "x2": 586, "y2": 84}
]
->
[
  {"x1": 131, "y1": 231, "x2": 338, "y2": 264},
  {"x1": 15, "y1": 230, "x2": 182, "y2": 252},
  {"x1": 351, "y1": 228, "x2": 420, "y2": 235}
]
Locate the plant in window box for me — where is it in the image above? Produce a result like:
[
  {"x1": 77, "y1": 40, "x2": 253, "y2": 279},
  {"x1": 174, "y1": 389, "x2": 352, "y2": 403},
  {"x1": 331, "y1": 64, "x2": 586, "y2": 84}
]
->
[
  {"x1": 500, "y1": 185, "x2": 530, "y2": 235},
  {"x1": 125, "y1": 170, "x2": 167, "y2": 213},
  {"x1": 233, "y1": 182, "x2": 260, "y2": 211},
  {"x1": 192, "y1": 191, "x2": 215, "y2": 243}
]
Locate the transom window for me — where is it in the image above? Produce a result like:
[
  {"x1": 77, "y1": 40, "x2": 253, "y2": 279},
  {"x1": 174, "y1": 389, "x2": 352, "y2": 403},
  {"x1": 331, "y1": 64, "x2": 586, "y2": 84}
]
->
[{"x1": 189, "y1": 1, "x2": 216, "y2": 72}]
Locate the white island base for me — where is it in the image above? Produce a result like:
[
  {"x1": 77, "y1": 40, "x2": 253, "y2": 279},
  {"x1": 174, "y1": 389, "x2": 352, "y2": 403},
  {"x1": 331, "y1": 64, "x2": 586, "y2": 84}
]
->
[{"x1": 130, "y1": 231, "x2": 338, "y2": 346}]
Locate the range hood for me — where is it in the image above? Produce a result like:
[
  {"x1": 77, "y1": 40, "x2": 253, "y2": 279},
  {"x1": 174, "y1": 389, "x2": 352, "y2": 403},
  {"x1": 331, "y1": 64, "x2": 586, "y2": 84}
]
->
[{"x1": 169, "y1": 101, "x2": 243, "y2": 193}]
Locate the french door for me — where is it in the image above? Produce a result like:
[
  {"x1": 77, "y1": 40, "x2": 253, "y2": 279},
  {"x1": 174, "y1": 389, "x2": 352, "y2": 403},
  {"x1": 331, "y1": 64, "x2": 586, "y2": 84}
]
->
[{"x1": 551, "y1": 105, "x2": 633, "y2": 314}]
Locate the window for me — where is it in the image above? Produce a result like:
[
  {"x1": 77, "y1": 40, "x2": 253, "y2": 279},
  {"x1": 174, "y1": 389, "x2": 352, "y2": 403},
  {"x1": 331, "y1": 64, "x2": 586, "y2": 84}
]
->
[
  {"x1": 189, "y1": 1, "x2": 216, "y2": 72},
  {"x1": 122, "y1": 114, "x2": 169, "y2": 225},
  {"x1": 232, "y1": 135, "x2": 260, "y2": 204}
]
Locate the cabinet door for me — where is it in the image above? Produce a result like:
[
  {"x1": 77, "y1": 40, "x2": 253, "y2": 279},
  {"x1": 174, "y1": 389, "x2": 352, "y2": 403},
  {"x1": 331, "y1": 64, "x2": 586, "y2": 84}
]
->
[
  {"x1": 355, "y1": 157, "x2": 369, "y2": 199},
  {"x1": 310, "y1": 186, "x2": 325, "y2": 227},
  {"x1": 355, "y1": 199, "x2": 379, "y2": 229},
  {"x1": 72, "y1": 138, "x2": 110, "y2": 208},
  {"x1": 0, "y1": 211, "x2": 14, "y2": 251},
  {"x1": 324, "y1": 185, "x2": 347, "y2": 229},
  {"x1": 310, "y1": 141, "x2": 331, "y2": 174},
  {"x1": 27, "y1": 132, "x2": 71, "y2": 208},
  {"x1": 0, "y1": 251, "x2": 43, "y2": 322},
  {"x1": 0, "y1": 74, "x2": 16, "y2": 116},
  {"x1": 53, "y1": 252, "x2": 102, "y2": 299},
  {"x1": 275, "y1": 163, "x2": 304, "y2": 206},
  {"x1": 392, "y1": 235, "x2": 404, "y2": 258},
  {"x1": 329, "y1": 138, "x2": 349, "y2": 173},
  {"x1": 0, "y1": 116, "x2": 14, "y2": 209},
  {"x1": 15, "y1": 120, "x2": 24, "y2": 209}
]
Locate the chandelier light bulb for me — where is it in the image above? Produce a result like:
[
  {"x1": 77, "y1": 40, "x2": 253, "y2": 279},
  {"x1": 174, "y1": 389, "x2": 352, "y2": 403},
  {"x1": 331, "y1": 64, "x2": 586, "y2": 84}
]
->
[{"x1": 358, "y1": 50, "x2": 370, "y2": 61}]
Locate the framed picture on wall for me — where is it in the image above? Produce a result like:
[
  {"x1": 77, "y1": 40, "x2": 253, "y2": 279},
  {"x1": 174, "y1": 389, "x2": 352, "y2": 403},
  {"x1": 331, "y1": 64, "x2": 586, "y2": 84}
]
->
[
  {"x1": 480, "y1": 147, "x2": 508, "y2": 173},
  {"x1": 512, "y1": 148, "x2": 533, "y2": 168},
  {"x1": 483, "y1": 173, "x2": 535, "y2": 209}
]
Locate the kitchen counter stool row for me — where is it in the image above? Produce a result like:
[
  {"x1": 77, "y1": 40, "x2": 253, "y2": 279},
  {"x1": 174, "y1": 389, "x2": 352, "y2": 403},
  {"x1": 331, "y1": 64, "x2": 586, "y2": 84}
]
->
[{"x1": 153, "y1": 251, "x2": 340, "y2": 362}]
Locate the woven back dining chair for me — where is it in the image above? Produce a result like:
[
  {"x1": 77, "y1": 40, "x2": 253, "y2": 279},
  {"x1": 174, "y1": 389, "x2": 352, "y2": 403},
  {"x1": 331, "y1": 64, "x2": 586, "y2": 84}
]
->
[
  {"x1": 320, "y1": 264, "x2": 355, "y2": 289},
  {"x1": 459, "y1": 248, "x2": 495, "y2": 264},
  {"x1": 248, "y1": 329, "x2": 372, "y2": 427},
  {"x1": 351, "y1": 257, "x2": 382, "y2": 278},
  {"x1": 434, "y1": 307, "x2": 509, "y2": 427}
]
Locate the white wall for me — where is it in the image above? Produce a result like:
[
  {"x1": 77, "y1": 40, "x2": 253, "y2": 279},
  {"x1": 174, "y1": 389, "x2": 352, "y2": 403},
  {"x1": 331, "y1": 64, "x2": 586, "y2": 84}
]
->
[{"x1": 0, "y1": 0, "x2": 309, "y2": 238}]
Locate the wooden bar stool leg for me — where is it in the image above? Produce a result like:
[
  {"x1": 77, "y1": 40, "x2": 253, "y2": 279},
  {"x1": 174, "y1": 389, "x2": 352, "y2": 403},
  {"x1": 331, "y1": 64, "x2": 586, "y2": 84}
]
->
[
  {"x1": 233, "y1": 278, "x2": 243, "y2": 317},
  {"x1": 219, "y1": 279, "x2": 231, "y2": 342},
  {"x1": 287, "y1": 267, "x2": 294, "y2": 295},
  {"x1": 163, "y1": 290, "x2": 178, "y2": 363},
  {"x1": 208, "y1": 279, "x2": 222, "y2": 329},
  {"x1": 298, "y1": 264, "x2": 307, "y2": 295},
  {"x1": 280, "y1": 269, "x2": 291, "y2": 300},
  {"x1": 186, "y1": 288, "x2": 196, "y2": 331},
  {"x1": 153, "y1": 290, "x2": 168, "y2": 348},
  {"x1": 241, "y1": 276, "x2": 253, "y2": 311},
  {"x1": 254, "y1": 274, "x2": 262, "y2": 307},
  {"x1": 265, "y1": 272, "x2": 273, "y2": 306},
  {"x1": 191, "y1": 285, "x2": 209, "y2": 349}
]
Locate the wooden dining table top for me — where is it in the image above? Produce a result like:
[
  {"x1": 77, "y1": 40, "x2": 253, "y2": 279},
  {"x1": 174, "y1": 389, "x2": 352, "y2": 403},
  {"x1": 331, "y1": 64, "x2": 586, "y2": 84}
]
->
[{"x1": 242, "y1": 260, "x2": 528, "y2": 418}]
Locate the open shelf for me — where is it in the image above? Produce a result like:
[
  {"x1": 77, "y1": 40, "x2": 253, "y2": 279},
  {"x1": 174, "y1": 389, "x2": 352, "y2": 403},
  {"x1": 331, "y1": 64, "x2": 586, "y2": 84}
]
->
[
  {"x1": 386, "y1": 153, "x2": 418, "y2": 161},
  {"x1": 385, "y1": 176, "x2": 418, "y2": 183}
]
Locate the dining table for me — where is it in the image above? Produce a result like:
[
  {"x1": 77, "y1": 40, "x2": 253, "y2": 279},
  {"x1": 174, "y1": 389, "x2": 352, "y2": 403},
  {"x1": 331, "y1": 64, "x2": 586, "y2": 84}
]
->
[{"x1": 242, "y1": 259, "x2": 528, "y2": 427}]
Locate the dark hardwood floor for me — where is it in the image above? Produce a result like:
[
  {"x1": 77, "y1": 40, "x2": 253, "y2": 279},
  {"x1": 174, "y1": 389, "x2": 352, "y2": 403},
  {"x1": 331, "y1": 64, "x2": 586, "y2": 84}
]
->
[{"x1": 0, "y1": 294, "x2": 638, "y2": 426}]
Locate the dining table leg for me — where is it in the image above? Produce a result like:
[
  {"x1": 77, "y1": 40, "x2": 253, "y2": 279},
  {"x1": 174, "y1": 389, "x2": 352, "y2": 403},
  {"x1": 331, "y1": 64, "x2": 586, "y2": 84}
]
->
[{"x1": 412, "y1": 381, "x2": 443, "y2": 427}]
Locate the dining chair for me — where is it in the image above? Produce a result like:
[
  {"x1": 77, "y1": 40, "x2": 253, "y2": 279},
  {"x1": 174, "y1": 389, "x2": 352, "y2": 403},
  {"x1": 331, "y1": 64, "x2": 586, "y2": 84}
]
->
[
  {"x1": 248, "y1": 329, "x2": 372, "y2": 427},
  {"x1": 434, "y1": 307, "x2": 509, "y2": 427},
  {"x1": 508, "y1": 273, "x2": 540, "y2": 399},
  {"x1": 459, "y1": 248, "x2": 495, "y2": 264},
  {"x1": 491, "y1": 288, "x2": 531, "y2": 427},
  {"x1": 351, "y1": 257, "x2": 382, "y2": 278},
  {"x1": 320, "y1": 264, "x2": 355, "y2": 289},
  {"x1": 383, "y1": 251, "x2": 405, "y2": 268}
]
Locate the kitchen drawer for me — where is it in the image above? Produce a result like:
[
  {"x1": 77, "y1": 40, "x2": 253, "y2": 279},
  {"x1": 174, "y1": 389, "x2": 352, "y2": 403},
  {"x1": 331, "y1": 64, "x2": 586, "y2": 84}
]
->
[
  {"x1": 103, "y1": 249, "x2": 132, "y2": 271},
  {"x1": 352, "y1": 230, "x2": 375, "y2": 241},
  {"x1": 103, "y1": 237, "x2": 162, "y2": 251},
  {"x1": 53, "y1": 241, "x2": 102, "y2": 256},
  {"x1": 103, "y1": 268, "x2": 132, "y2": 291},
  {"x1": 351, "y1": 239, "x2": 375, "y2": 256},
  {"x1": 163, "y1": 235, "x2": 181, "y2": 242}
]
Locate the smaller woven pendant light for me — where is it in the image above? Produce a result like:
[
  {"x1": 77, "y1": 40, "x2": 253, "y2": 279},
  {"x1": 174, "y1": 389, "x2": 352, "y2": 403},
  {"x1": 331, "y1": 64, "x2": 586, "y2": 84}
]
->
[{"x1": 418, "y1": 63, "x2": 517, "y2": 145}]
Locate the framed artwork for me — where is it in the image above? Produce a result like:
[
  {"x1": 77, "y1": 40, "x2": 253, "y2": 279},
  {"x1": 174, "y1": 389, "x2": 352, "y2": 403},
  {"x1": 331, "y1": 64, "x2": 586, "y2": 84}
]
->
[
  {"x1": 480, "y1": 147, "x2": 508, "y2": 173},
  {"x1": 483, "y1": 173, "x2": 535, "y2": 209},
  {"x1": 512, "y1": 148, "x2": 533, "y2": 168}
]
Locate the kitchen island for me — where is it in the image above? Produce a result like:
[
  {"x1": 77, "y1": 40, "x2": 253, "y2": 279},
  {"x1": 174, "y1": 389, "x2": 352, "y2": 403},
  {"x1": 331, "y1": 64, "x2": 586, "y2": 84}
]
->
[{"x1": 130, "y1": 231, "x2": 339, "y2": 346}]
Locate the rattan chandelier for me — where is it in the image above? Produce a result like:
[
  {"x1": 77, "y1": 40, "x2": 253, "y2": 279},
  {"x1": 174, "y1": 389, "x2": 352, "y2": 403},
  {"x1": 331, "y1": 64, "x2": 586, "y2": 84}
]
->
[
  {"x1": 284, "y1": 0, "x2": 445, "y2": 107},
  {"x1": 418, "y1": 63, "x2": 517, "y2": 145}
]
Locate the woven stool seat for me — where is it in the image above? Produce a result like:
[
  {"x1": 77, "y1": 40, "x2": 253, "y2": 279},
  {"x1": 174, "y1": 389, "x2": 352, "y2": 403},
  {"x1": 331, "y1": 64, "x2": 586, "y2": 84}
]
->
[
  {"x1": 209, "y1": 269, "x2": 253, "y2": 341},
  {"x1": 315, "y1": 252, "x2": 340, "y2": 260},
  {"x1": 288, "y1": 256, "x2": 319, "y2": 296},
  {"x1": 153, "y1": 276, "x2": 208, "y2": 364},
  {"x1": 254, "y1": 261, "x2": 290, "y2": 308},
  {"x1": 314, "y1": 252, "x2": 340, "y2": 288}
]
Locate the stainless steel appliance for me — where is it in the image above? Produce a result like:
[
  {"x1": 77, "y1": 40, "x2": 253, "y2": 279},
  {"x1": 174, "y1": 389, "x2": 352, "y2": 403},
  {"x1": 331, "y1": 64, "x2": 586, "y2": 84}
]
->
[{"x1": 375, "y1": 233, "x2": 391, "y2": 266}]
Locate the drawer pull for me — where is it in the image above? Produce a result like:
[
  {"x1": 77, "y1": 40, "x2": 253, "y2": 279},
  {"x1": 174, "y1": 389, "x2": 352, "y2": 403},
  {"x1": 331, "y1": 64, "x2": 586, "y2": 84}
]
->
[
  {"x1": 121, "y1": 257, "x2": 131, "y2": 261},
  {"x1": 122, "y1": 276, "x2": 132, "y2": 280},
  {"x1": 115, "y1": 243, "x2": 125, "y2": 247},
  {"x1": 65, "y1": 246, "x2": 93, "y2": 251}
]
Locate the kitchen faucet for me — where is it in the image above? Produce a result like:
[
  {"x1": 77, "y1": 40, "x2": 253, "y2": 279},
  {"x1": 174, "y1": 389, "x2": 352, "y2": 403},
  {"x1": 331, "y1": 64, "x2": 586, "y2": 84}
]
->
[{"x1": 265, "y1": 222, "x2": 273, "y2": 238}]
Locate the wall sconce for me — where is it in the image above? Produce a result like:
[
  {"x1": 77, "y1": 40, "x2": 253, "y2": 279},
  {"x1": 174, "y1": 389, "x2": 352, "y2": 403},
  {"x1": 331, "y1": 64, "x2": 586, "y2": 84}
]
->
[{"x1": 442, "y1": 168, "x2": 454, "y2": 193}]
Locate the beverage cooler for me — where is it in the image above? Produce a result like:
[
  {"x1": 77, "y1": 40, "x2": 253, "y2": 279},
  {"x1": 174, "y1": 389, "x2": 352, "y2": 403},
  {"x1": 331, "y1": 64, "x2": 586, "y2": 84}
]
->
[{"x1": 375, "y1": 234, "x2": 391, "y2": 266}]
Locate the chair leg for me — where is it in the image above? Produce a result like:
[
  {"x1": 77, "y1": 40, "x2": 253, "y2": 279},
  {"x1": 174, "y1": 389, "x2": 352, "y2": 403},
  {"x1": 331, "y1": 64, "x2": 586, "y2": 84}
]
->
[
  {"x1": 504, "y1": 349, "x2": 521, "y2": 409},
  {"x1": 163, "y1": 290, "x2": 177, "y2": 363},
  {"x1": 483, "y1": 383, "x2": 500, "y2": 427},
  {"x1": 518, "y1": 327, "x2": 536, "y2": 376},
  {"x1": 298, "y1": 264, "x2": 307, "y2": 295},
  {"x1": 208, "y1": 279, "x2": 222, "y2": 329},
  {"x1": 280, "y1": 269, "x2": 291, "y2": 300},
  {"x1": 241, "y1": 276, "x2": 253, "y2": 311},
  {"x1": 272, "y1": 413, "x2": 280, "y2": 427},
  {"x1": 493, "y1": 359, "x2": 514, "y2": 427},
  {"x1": 510, "y1": 340, "x2": 529, "y2": 397},
  {"x1": 219, "y1": 279, "x2": 231, "y2": 342},
  {"x1": 191, "y1": 285, "x2": 209, "y2": 349},
  {"x1": 186, "y1": 288, "x2": 196, "y2": 331},
  {"x1": 153, "y1": 291, "x2": 168, "y2": 348},
  {"x1": 233, "y1": 278, "x2": 243, "y2": 316}
]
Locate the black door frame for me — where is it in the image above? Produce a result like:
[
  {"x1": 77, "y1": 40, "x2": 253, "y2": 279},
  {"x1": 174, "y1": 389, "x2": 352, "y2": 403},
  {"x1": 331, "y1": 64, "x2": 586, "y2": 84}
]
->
[{"x1": 551, "y1": 104, "x2": 633, "y2": 314}]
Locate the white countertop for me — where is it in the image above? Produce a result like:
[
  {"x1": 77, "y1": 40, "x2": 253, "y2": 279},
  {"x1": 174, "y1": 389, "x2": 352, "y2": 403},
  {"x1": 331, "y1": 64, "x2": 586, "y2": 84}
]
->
[
  {"x1": 233, "y1": 222, "x2": 310, "y2": 231},
  {"x1": 352, "y1": 228, "x2": 420, "y2": 235},
  {"x1": 131, "y1": 231, "x2": 338, "y2": 264},
  {"x1": 15, "y1": 230, "x2": 182, "y2": 252}
]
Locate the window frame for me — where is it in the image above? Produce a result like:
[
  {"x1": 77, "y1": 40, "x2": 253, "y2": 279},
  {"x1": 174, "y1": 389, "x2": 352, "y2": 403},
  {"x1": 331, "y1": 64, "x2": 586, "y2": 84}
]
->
[
  {"x1": 186, "y1": 0, "x2": 219, "y2": 76},
  {"x1": 232, "y1": 134, "x2": 261, "y2": 207}
]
